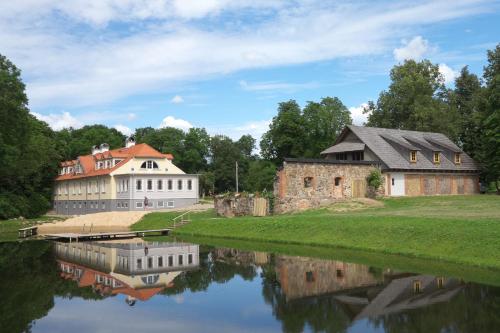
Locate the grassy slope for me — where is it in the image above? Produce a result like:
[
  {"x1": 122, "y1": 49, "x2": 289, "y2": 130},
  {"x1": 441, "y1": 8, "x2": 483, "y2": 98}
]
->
[
  {"x1": 0, "y1": 216, "x2": 65, "y2": 242},
  {"x1": 134, "y1": 195, "x2": 500, "y2": 269}
]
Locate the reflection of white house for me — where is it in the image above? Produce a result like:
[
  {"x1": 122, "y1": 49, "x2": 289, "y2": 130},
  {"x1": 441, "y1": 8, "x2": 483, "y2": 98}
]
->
[{"x1": 55, "y1": 241, "x2": 199, "y2": 301}]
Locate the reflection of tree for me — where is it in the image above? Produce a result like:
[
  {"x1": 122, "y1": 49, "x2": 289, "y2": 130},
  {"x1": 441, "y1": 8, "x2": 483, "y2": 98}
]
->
[
  {"x1": 0, "y1": 241, "x2": 103, "y2": 333},
  {"x1": 260, "y1": 262, "x2": 351, "y2": 333},
  {"x1": 370, "y1": 284, "x2": 500, "y2": 333}
]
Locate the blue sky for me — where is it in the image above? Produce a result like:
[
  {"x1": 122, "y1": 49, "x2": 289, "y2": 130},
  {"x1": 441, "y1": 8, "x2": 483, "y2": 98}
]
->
[{"x1": 0, "y1": 0, "x2": 498, "y2": 144}]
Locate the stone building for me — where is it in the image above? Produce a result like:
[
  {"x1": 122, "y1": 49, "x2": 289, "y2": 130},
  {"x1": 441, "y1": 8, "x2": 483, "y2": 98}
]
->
[{"x1": 274, "y1": 125, "x2": 480, "y2": 213}]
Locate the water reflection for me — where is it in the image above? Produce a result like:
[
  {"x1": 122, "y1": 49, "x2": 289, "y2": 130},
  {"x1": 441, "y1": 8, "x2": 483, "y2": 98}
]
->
[
  {"x1": 0, "y1": 241, "x2": 499, "y2": 333},
  {"x1": 54, "y1": 241, "x2": 199, "y2": 303}
]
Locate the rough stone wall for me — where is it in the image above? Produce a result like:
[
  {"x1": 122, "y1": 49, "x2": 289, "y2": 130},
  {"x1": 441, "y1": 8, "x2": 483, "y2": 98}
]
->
[
  {"x1": 214, "y1": 195, "x2": 269, "y2": 217},
  {"x1": 274, "y1": 162, "x2": 378, "y2": 214}
]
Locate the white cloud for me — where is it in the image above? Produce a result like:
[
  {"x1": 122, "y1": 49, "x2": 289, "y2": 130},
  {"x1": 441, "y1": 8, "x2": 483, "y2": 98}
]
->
[
  {"x1": 439, "y1": 63, "x2": 459, "y2": 84},
  {"x1": 393, "y1": 36, "x2": 430, "y2": 62},
  {"x1": 159, "y1": 116, "x2": 193, "y2": 131},
  {"x1": 0, "y1": 1, "x2": 490, "y2": 108},
  {"x1": 239, "y1": 80, "x2": 318, "y2": 93},
  {"x1": 170, "y1": 95, "x2": 184, "y2": 104},
  {"x1": 114, "y1": 124, "x2": 133, "y2": 136},
  {"x1": 32, "y1": 111, "x2": 82, "y2": 130},
  {"x1": 349, "y1": 103, "x2": 370, "y2": 125}
]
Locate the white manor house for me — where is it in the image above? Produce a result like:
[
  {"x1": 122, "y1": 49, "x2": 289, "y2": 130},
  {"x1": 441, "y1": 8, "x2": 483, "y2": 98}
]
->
[{"x1": 54, "y1": 137, "x2": 199, "y2": 215}]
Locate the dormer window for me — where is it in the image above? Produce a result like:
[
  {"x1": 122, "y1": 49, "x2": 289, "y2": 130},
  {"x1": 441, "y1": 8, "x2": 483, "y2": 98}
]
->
[
  {"x1": 433, "y1": 152, "x2": 440, "y2": 164},
  {"x1": 454, "y1": 153, "x2": 461, "y2": 164},
  {"x1": 410, "y1": 151, "x2": 417, "y2": 163},
  {"x1": 141, "y1": 160, "x2": 159, "y2": 169}
]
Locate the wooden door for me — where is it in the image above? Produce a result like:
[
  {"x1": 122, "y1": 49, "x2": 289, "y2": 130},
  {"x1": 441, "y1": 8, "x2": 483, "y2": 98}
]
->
[
  {"x1": 352, "y1": 179, "x2": 366, "y2": 198},
  {"x1": 253, "y1": 198, "x2": 268, "y2": 216}
]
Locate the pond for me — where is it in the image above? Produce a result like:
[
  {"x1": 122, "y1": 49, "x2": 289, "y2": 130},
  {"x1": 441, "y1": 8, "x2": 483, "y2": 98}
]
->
[{"x1": 1, "y1": 239, "x2": 499, "y2": 333}]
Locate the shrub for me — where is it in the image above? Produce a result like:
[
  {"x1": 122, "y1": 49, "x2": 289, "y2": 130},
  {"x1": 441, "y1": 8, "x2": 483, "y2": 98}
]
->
[{"x1": 367, "y1": 169, "x2": 383, "y2": 189}]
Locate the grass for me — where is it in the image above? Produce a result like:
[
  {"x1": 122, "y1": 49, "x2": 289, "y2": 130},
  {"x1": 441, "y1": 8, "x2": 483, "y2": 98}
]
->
[
  {"x1": 0, "y1": 216, "x2": 66, "y2": 242},
  {"x1": 133, "y1": 195, "x2": 500, "y2": 270}
]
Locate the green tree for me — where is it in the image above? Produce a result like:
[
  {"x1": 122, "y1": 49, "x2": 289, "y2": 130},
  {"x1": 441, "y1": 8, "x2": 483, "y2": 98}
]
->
[
  {"x1": 210, "y1": 135, "x2": 241, "y2": 192},
  {"x1": 478, "y1": 44, "x2": 500, "y2": 192},
  {"x1": 138, "y1": 126, "x2": 186, "y2": 165},
  {"x1": 64, "y1": 125, "x2": 126, "y2": 158},
  {"x1": 0, "y1": 54, "x2": 60, "y2": 218},
  {"x1": 242, "y1": 160, "x2": 276, "y2": 192},
  {"x1": 366, "y1": 59, "x2": 459, "y2": 139},
  {"x1": 183, "y1": 128, "x2": 211, "y2": 173},
  {"x1": 260, "y1": 100, "x2": 306, "y2": 163},
  {"x1": 302, "y1": 97, "x2": 352, "y2": 157}
]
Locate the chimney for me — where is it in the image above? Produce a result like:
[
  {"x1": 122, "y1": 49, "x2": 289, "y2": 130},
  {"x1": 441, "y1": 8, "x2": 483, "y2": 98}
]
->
[
  {"x1": 100, "y1": 143, "x2": 110, "y2": 153},
  {"x1": 125, "y1": 136, "x2": 135, "y2": 148},
  {"x1": 91, "y1": 145, "x2": 100, "y2": 155}
]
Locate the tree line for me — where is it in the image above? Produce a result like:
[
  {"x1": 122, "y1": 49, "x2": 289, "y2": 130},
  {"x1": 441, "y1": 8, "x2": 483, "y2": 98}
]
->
[{"x1": 0, "y1": 44, "x2": 499, "y2": 218}]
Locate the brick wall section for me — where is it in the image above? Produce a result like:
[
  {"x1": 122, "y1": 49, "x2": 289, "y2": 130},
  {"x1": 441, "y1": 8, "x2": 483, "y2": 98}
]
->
[{"x1": 273, "y1": 162, "x2": 378, "y2": 214}]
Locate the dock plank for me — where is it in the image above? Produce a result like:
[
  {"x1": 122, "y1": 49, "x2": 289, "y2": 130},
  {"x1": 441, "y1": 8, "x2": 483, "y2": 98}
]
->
[{"x1": 43, "y1": 228, "x2": 171, "y2": 241}]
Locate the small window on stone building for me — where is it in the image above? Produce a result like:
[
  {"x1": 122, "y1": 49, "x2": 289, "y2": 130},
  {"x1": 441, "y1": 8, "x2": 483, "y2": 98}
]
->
[
  {"x1": 410, "y1": 150, "x2": 417, "y2": 162},
  {"x1": 304, "y1": 177, "x2": 313, "y2": 188},
  {"x1": 454, "y1": 153, "x2": 461, "y2": 164},
  {"x1": 335, "y1": 152, "x2": 347, "y2": 160},
  {"x1": 413, "y1": 280, "x2": 422, "y2": 293},
  {"x1": 352, "y1": 151, "x2": 364, "y2": 161},
  {"x1": 305, "y1": 271, "x2": 315, "y2": 283},
  {"x1": 334, "y1": 177, "x2": 341, "y2": 186},
  {"x1": 336, "y1": 269, "x2": 344, "y2": 278}
]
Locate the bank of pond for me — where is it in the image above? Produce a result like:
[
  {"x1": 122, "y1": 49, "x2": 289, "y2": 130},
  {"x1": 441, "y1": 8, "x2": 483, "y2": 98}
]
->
[{"x1": 1, "y1": 238, "x2": 499, "y2": 333}]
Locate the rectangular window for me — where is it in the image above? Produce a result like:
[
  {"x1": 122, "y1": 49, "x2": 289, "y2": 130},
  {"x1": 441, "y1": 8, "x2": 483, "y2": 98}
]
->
[
  {"x1": 335, "y1": 152, "x2": 347, "y2": 160},
  {"x1": 126, "y1": 180, "x2": 129, "y2": 191},
  {"x1": 147, "y1": 179, "x2": 153, "y2": 191},
  {"x1": 87, "y1": 182, "x2": 92, "y2": 194},
  {"x1": 167, "y1": 200, "x2": 174, "y2": 208},
  {"x1": 101, "y1": 180, "x2": 106, "y2": 193},
  {"x1": 188, "y1": 254, "x2": 193, "y2": 264},
  {"x1": 187, "y1": 179, "x2": 193, "y2": 190},
  {"x1": 102, "y1": 202, "x2": 105, "y2": 210},
  {"x1": 95, "y1": 181, "x2": 99, "y2": 193},
  {"x1": 168, "y1": 255, "x2": 173, "y2": 267},
  {"x1": 158, "y1": 256, "x2": 163, "y2": 267},
  {"x1": 178, "y1": 255, "x2": 183, "y2": 266},
  {"x1": 78, "y1": 182, "x2": 82, "y2": 194},
  {"x1": 72, "y1": 184, "x2": 76, "y2": 195},
  {"x1": 136, "y1": 179, "x2": 142, "y2": 191},
  {"x1": 137, "y1": 258, "x2": 142, "y2": 270},
  {"x1": 148, "y1": 257, "x2": 153, "y2": 268},
  {"x1": 304, "y1": 177, "x2": 313, "y2": 188},
  {"x1": 177, "y1": 180, "x2": 183, "y2": 190},
  {"x1": 410, "y1": 151, "x2": 417, "y2": 162},
  {"x1": 433, "y1": 152, "x2": 440, "y2": 164},
  {"x1": 157, "y1": 201, "x2": 164, "y2": 208},
  {"x1": 168, "y1": 179, "x2": 173, "y2": 190},
  {"x1": 352, "y1": 151, "x2": 364, "y2": 161},
  {"x1": 157, "y1": 180, "x2": 163, "y2": 191},
  {"x1": 136, "y1": 202, "x2": 143, "y2": 208},
  {"x1": 454, "y1": 153, "x2": 461, "y2": 164}
]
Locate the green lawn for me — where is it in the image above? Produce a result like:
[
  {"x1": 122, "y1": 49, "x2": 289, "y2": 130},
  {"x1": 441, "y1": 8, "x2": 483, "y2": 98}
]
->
[
  {"x1": 137, "y1": 195, "x2": 500, "y2": 269},
  {"x1": 0, "y1": 216, "x2": 66, "y2": 242}
]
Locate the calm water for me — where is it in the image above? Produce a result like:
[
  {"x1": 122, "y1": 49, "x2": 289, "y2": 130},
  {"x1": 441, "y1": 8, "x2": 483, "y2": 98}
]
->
[{"x1": 1, "y1": 240, "x2": 499, "y2": 333}]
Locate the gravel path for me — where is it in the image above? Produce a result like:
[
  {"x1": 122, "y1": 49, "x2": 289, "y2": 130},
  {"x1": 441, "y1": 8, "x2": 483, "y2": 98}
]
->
[{"x1": 38, "y1": 203, "x2": 212, "y2": 233}]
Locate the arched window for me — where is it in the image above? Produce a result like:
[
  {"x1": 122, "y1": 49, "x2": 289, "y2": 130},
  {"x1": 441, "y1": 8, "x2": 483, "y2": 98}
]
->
[{"x1": 140, "y1": 160, "x2": 159, "y2": 169}]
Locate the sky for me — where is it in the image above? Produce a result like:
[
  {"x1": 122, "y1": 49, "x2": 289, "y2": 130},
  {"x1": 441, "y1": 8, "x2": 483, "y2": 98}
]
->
[{"x1": 0, "y1": 0, "x2": 499, "y2": 145}]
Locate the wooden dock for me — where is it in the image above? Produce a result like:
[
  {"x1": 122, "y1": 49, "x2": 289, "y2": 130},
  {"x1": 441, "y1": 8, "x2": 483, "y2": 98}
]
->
[
  {"x1": 18, "y1": 226, "x2": 38, "y2": 238},
  {"x1": 41, "y1": 228, "x2": 171, "y2": 242}
]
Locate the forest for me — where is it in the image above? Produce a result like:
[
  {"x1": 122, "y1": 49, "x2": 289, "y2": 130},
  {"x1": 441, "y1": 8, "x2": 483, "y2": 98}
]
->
[{"x1": 0, "y1": 44, "x2": 498, "y2": 219}]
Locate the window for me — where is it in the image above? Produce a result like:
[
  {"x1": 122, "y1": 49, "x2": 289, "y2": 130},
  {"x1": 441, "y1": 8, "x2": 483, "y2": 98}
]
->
[
  {"x1": 336, "y1": 269, "x2": 344, "y2": 278},
  {"x1": 147, "y1": 179, "x2": 153, "y2": 191},
  {"x1": 102, "y1": 202, "x2": 105, "y2": 209},
  {"x1": 136, "y1": 179, "x2": 142, "y2": 191},
  {"x1": 304, "y1": 177, "x2": 313, "y2": 188},
  {"x1": 335, "y1": 152, "x2": 347, "y2": 160},
  {"x1": 114, "y1": 159, "x2": 123, "y2": 166},
  {"x1": 168, "y1": 255, "x2": 173, "y2": 267},
  {"x1": 167, "y1": 200, "x2": 174, "y2": 208},
  {"x1": 413, "y1": 280, "x2": 422, "y2": 293},
  {"x1": 78, "y1": 182, "x2": 82, "y2": 194},
  {"x1": 334, "y1": 177, "x2": 341, "y2": 186},
  {"x1": 391, "y1": 178, "x2": 395, "y2": 186},
  {"x1": 117, "y1": 202, "x2": 122, "y2": 208},
  {"x1": 305, "y1": 271, "x2": 315, "y2": 283},
  {"x1": 437, "y1": 277, "x2": 445, "y2": 288},
  {"x1": 94, "y1": 181, "x2": 99, "y2": 193},
  {"x1": 136, "y1": 202, "x2": 143, "y2": 208},
  {"x1": 137, "y1": 258, "x2": 143, "y2": 270},
  {"x1": 87, "y1": 182, "x2": 92, "y2": 194},
  {"x1": 158, "y1": 256, "x2": 163, "y2": 267},
  {"x1": 410, "y1": 150, "x2": 417, "y2": 162},
  {"x1": 167, "y1": 179, "x2": 173, "y2": 190},
  {"x1": 177, "y1": 180, "x2": 183, "y2": 190},
  {"x1": 188, "y1": 254, "x2": 193, "y2": 264},
  {"x1": 148, "y1": 257, "x2": 153, "y2": 269},
  {"x1": 140, "y1": 160, "x2": 159, "y2": 169},
  {"x1": 178, "y1": 255, "x2": 183, "y2": 266},
  {"x1": 187, "y1": 179, "x2": 193, "y2": 190},
  {"x1": 454, "y1": 153, "x2": 461, "y2": 164},
  {"x1": 157, "y1": 201, "x2": 164, "y2": 208},
  {"x1": 433, "y1": 152, "x2": 440, "y2": 164},
  {"x1": 352, "y1": 151, "x2": 364, "y2": 161},
  {"x1": 157, "y1": 180, "x2": 163, "y2": 191},
  {"x1": 101, "y1": 180, "x2": 106, "y2": 193}
]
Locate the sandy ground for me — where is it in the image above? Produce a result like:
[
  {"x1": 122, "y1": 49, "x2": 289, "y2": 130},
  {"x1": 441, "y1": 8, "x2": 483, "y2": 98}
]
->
[{"x1": 38, "y1": 203, "x2": 212, "y2": 234}]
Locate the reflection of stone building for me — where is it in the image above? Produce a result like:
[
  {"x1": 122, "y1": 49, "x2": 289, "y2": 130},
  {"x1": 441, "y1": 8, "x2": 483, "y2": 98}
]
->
[
  {"x1": 275, "y1": 256, "x2": 381, "y2": 301},
  {"x1": 213, "y1": 248, "x2": 270, "y2": 266},
  {"x1": 55, "y1": 241, "x2": 199, "y2": 302}
]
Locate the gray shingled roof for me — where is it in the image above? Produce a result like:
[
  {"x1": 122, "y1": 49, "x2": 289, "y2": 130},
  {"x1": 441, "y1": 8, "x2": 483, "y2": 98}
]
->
[
  {"x1": 320, "y1": 142, "x2": 365, "y2": 154},
  {"x1": 325, "y1": 125, "x2": 479, "y2": 171}
]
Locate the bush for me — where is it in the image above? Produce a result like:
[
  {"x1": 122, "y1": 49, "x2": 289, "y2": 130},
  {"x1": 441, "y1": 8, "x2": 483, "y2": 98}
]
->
[{"x1": 367, "y1": 169, "x2": 383, "y2": 189}]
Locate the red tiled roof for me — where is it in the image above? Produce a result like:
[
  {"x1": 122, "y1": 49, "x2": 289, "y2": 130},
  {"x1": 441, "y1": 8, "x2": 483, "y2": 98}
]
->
[{"x1": 56, "y1": 143, "x2": 174, "y2": 181}]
